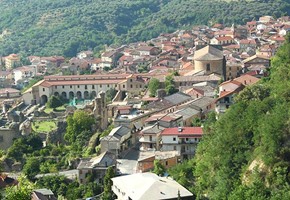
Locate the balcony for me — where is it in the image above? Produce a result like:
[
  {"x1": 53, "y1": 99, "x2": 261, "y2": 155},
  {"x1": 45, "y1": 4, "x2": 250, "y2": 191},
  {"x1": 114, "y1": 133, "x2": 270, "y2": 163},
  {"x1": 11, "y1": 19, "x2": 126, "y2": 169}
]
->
[{"x1": 178, "y1": 139, "x2": 199, "y2": 144}]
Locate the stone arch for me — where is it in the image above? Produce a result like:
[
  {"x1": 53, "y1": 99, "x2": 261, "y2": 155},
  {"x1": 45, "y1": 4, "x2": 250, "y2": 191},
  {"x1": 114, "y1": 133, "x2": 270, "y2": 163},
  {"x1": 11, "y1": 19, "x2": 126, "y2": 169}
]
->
[
  {"x1": 91, "y1": 91, "x2": 97, "y2": 99},
  {"x1": 69, "y1": 91, "x2": 74, "y2": 99},
  {"x1": 54, "y1": 92, "x2": 59, "y2": 96},
  {"x1": 84, "y1": 91, "x2": 90, "y2": 99},
  {"x1": 41, "y1": 95, "x2": 48, "y2": 105},
  {"x1": 61, "y1": 92, "x2": 67, "y2": 99},
  {"x1": 76, "y1": 91, "x2": 82, "y2": 99}
]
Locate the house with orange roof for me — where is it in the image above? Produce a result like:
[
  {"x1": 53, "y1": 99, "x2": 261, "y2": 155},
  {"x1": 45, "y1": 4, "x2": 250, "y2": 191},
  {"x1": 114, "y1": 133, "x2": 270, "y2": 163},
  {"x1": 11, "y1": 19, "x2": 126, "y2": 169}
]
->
[
  {"x1": 160, "y1": 127, "x2": 203, "y2": 160},
  {"x1": 234, "y1": 74, "x2": 260, "y2": 86},
  {"x1": 239, "y1": 39, "x2": 257, "y2": 51},
  {"x1": 13, "y1": 66, "x2": 37, "y2": 86},
  {"x1": 219, "y1": 79, "x2": 243, "y2": 93},
  {"x1": 215, "y1": 86, "x2": 244, "y2": 114},
  {"x1": 5, "y1": 54, "x2": 21, "y2": 70},
  {"x1": 216, "y1": 74, "x2": 260, "y2": 114},
  {"x1": 257, "y1": 44, "x2": 277, "y2": 58},
  {"x1": 242, "y1": 54, "x2": 271, "y2": 69},
  {"x1": 269, "y1": 35, "x2": 285, "y2": 46},
  {"x1": 210, "y1": 36, "x2": 234, "y2": 46},
  {"x1": 246, "y1": 21, "x2": 257, "y2": 31}
]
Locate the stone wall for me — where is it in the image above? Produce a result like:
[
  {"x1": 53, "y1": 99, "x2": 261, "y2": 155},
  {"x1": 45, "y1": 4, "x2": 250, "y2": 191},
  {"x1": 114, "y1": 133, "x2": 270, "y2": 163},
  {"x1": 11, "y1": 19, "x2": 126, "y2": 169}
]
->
[{"x1": 0, "y1": 126, "x2": 21, "y2": 150}]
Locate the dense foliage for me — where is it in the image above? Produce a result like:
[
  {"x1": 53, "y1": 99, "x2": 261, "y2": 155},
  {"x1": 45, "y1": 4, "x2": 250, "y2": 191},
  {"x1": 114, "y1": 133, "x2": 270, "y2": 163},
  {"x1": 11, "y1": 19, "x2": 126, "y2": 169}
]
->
[
  {"x1": 46, "y1": 95, "x2": 64, "y2": 109},
  {"x1": 5, "y1": 176, "x2": 35, "y2": 200},
  {"x1": 148, "y1": 78, "x2": 160, "y2": 97},
  {"x1": 36, "y1": 175, "x2": 102, "y2": 200},
  {"x1": 0, "y1": 0, "x2": 290, "y2": 57},
  {"x1": 65, "y1": 110, "x2": 95, "y2": 152},
  {"x1": 168, "y1": 35, "x2": 290, "y2": 199}
]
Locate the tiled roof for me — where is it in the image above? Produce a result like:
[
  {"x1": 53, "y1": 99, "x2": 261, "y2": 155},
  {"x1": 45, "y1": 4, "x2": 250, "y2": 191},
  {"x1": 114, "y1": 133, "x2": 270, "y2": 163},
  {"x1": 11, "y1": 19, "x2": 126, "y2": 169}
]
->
[
  {"x1": 164, "y1": 92, "x2": 192, "y2": 105},
  {"x1": 234, "y1": 74, "x2": 260, "y2": 86},
  {"x1": 161, "y1": 127, "x2": 203, "y2": 136},
  {"x1": 193, "y1": 45, "x2": 223, "y2": 61}
]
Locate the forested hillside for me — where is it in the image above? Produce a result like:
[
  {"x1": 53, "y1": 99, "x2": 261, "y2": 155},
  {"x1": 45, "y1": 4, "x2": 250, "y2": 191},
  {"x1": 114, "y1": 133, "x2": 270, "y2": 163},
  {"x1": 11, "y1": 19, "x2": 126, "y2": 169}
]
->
[
  {"x1": 168, "y1": 35, "x2": 290, "y2": 199},
  {"x1": 0, "y1": 0, "x2": 290, "y2": 57}
]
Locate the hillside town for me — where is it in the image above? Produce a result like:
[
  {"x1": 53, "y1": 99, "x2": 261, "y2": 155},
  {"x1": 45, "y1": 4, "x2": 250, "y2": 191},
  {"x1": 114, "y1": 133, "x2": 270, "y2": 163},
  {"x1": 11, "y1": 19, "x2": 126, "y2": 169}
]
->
[{"x1": 0, "y1": 15, "x2": 286, "y2": 199}]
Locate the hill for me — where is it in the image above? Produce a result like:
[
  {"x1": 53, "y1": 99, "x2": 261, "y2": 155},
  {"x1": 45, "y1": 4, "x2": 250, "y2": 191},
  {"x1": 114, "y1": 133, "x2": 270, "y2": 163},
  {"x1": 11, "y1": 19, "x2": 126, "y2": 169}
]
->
[{"x1": 0, "y1": 0, "x2": 290, "y2": 57}]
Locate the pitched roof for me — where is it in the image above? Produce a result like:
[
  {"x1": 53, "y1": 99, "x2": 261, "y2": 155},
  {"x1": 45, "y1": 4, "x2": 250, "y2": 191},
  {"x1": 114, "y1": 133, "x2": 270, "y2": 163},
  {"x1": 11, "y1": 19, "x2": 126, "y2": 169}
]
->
[
  {"x1": 215, "y1": 36, "x2": 233, "y2": 41},
  {"x1": 234, "y1": 74, "x2": 260, "y2": 86},
  {"x1": 239, "y1": 39, "x2": 256, "y2": 45},
  {"x1": 145, "y1": 113, "x2": 182, "y2": 123},
  {"x1": 174, "y1": 107, "x2": 200, "y2": 120},
  {"x1": 101, "y1": 126, "x2": 131, "y2": 141},
  {"x1": 242, "y1": 54, "x2": 270, "y2": 63},
  {"x1": 161, "y1": 127, "x2": 203, "y2": 136},
  {"x1": 216, "y1": 86, "x2": 244, "y2": 101},
  {"x1": 193, "y1": 45, "x2": 223, "y2": 61},
  {"x1": 77, "y1": 151, "x2": 116, "y2": 169},
  {"x1": 111, "y1": 172, "x2": 193, "y2": 200},
  {"x1": 141, "y1": 124, "x2": 165, "y2": 135},
  {"x1": 220, "y1": 79, "x2": 243, "y2": 87},
  {"x1": 163, "y1": 92, "x2": 192, "y2": 105}
]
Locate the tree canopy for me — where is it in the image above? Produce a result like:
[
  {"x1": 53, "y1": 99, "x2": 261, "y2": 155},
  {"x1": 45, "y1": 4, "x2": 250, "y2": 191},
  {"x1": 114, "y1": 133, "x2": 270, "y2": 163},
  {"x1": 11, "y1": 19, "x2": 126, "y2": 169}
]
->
[
  {"x1": 148, "y1": 78, "x2": 160, "y2": 97},
  {"x1": 0, "y1": 0, "x2": 290, "y2": 57},
  {"x1": 65, "y1": 110, "x2": 95, "y2": 152}
]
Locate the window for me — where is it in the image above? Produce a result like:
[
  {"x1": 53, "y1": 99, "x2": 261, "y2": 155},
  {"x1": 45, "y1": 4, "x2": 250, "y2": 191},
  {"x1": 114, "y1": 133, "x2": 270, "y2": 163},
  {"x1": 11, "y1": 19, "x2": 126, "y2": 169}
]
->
[
  {"x1": 206, "y1": 63, "x2": 210, "y2": 71},
  {"x1": 130, "y1": 79, "x2": 133, "y2": 82},
  {"x1": 186, "y1": 138, "x2": 189, "y2": 141},
  {"x1": 85, "y1": 85, "x2": 87, "y2": 89},
  {"x1": 43, "y1": 88, "x2": 45, "y2": 92},
  {"x1": 123, "y1": 85, "x2": 125, "y2": 88},
  {"x1": 107, "y1": 84, "x2": 109, "y2": 87},
  {"x1": 92, "y1": 85, "x2": 95, "y2": 89},
  {"x1": 70, "y1": 85, "x2": 72, "y2": 89},
  {"x1": 77, "y1": 85, "x2": 80, "y2": 88},
  {"x1": 229, "y1": 67, "x2": 231, "y2": 71},
  {"x1": 149, "y1": 135, "x2": 152, "y2": 141},
  {"x1": 173, "y1": 137, "x2": 176, "y2": 141},
  {"x1": 174, "y1": 146, "x2": 177, "y2": 150},
  {"x1": 165, "y1": 161, "x2": 168, "y2": 166},
  {"x1": 55, "y1": 86, "x2": 57, "y2": 89},
  {"x1": 140, "y1": 85, "x2": 142, "y2": 88},
  {"x1": 130, "y1": 84, "x2": 133, "y2": 88},
  {"x1": 100, "y1": 85, "x2": 102, "y2": 88},
  {"x1": 62, "y1": 86, "x2": 64, "y2": 89}
]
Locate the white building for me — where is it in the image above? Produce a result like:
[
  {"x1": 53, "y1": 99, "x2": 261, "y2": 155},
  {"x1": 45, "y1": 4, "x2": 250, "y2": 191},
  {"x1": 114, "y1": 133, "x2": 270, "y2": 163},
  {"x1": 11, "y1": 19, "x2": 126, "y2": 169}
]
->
[
  {"x1": 111, "y1": 172, "x2": 193, "y2": 200},
  {"x1": 160, "y1": 127, "x2": 203, "y2": 160}
]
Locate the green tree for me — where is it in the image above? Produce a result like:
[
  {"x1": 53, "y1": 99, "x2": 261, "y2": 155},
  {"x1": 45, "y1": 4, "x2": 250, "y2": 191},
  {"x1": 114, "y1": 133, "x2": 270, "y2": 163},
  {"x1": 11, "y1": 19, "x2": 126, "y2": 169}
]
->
[
  {"x1": 153, "y1": 160, "x2": 166, "y2": 176},
  {"x1": 5, "y1": 176, "x2": 35, "y2": 200},
  {"x1": 191, "y1": 117, "x2": 202, "y2": 127},
  {"x1": 64, "y1": 110, "x2": 95, "y2": 144},
  {"x1": 22, "y1": 157, "x2": 40, "y2": 180},
  {"x1": 148, "y1": 78, "x2": 160, "y2": 97},
  {"x1": 165, "y1": 75, "x2": 178, "y2": 95},
  {"x1": 46, "y1": 95, "x2": 63, "y2": 109},
  {"x1": 103, "y1": 166, "x2": 116, "y2": 200}
]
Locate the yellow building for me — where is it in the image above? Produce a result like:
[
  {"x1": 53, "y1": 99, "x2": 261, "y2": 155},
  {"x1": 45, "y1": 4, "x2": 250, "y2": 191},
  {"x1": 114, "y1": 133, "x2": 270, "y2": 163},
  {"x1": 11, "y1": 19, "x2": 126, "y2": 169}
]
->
[
  {"x1": 193, "y1": 45, "x2": 226, "y2": 79},
  {"x1": 5, "y1": 54, "x2": 20, "y2": 70}
]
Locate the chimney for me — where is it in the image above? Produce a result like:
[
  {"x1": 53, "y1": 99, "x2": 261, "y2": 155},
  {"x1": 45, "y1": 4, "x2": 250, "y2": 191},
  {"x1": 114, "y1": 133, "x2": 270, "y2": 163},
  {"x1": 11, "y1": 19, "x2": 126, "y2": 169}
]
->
[{"x1": 178, "y1": 127, "x2": 183, "y2": 132}]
